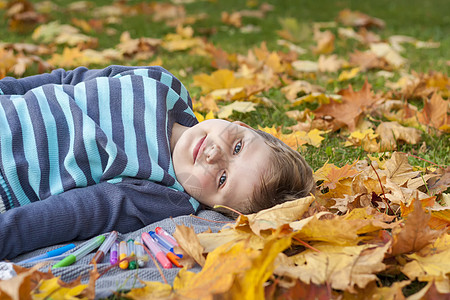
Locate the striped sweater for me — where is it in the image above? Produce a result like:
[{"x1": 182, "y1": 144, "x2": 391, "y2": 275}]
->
[{"x1": 0, "y1": 65, "x2": 200, "y2": 259}]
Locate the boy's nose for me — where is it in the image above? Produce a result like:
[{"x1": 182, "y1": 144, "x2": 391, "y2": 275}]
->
[{"x1": 205, "y1": 144, "x2": 222, "y2": 164}]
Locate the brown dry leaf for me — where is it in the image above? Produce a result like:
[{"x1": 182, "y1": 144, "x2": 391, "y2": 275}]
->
[
  {"x1": 272, "y1": 280, "x2": 330, "y2": 300},
  {"x1": 313, "y1": 29, "x2": 335, "y2": 54},
  {"x1": 401, "y1": 233, "x2": 450, "y2": 294},
  {"x1": 337, "y1": 9, "x2": 386, "y2": 29},
  {"x1": 349, "y1": 50, "x2": 389, "y2": 71},
  {"x1": 318, "y1": 54, "x2": 344, "y2": 73},
  {"x1": 370, "y1": 43, "x2": 407, "y2": 69},
  {"x1": 221, "y1": 11, "x2": 242, "y2": 28},
  {"x1": 314, "y1": 162, "x2": 359, "y2": 190},
  {"x1": 125, "y1": 281, "x2": 172, "y2": 300},
  {"x1": 313, "y1": 80, "x2": 381, "y2": 131},
  {"x1": 390, "y1": 198, "x2": 443, "y2": 256},
  {"x1": 375, "y1": 121, "x2": 422, "y2": 151},
  {"x1": 236, "y1": 196, "x2": 315, "y2": 236},
  {"x1": 383, "y1": 152, "x2": 420, "y2": 186},
  {"x1": 418, "y1": 92, "x2": 450, "y2": 132},
  {"x1": 0, "y1": 263, "x2": 53, "y2": 300},
  {"x1": 173, "y1": 224, "x2": 206, "y2": 267},
  {"x1": 197, "y1": 227, "x2": 265, "y2": 253},
  {"x1": 276, "y1": 243, "x2": 390, "y2": 293}
]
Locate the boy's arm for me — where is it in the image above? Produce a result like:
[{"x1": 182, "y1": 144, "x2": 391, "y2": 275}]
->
[
  {"x1": 0, "y1": 179, "x2": 196, "y2": 260},
  {"x1": 0, "y1": 65, "x2": 172, "y2": 95}
]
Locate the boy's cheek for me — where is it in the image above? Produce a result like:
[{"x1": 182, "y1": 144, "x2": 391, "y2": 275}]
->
[{"x1": 177, "y1": 172, "x2": 210, "y2": 200}]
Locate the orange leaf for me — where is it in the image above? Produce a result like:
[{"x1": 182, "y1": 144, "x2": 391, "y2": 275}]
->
[
  {"x1": 313, "y1": 80, "x2": 381, "y2": 131},
  {"x1": 390, "y1": 198, "x2": 444, "y2": 256}
]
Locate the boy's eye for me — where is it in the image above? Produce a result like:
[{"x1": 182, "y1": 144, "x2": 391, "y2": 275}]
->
[
  {"x1": 233, "y1": 141, "x2": 242, "y2": 155},
  {"x1": 218, "y1": 172, "x2": 227, "y2": 188}
]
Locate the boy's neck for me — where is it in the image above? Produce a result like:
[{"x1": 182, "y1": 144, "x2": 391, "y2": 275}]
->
[{"x1": 170, "y1": 122, "x2": 189, "y2": 154}]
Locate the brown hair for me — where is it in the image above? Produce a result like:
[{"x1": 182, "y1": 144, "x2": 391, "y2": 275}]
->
[{"x1": 215, "y1": 129, "x2": 316, "y2": 218}]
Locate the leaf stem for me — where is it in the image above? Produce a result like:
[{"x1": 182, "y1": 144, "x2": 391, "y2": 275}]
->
[{"x1": 369, "y1": 161, "x2": 394, "y2": 215}]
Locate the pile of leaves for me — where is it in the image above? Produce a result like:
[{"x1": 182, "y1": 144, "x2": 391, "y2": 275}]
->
[
  {"x1": 1, "y1": 152, "x2": 448, "y2": 299},
  {"x1": 0, "y1": 0, "x2": 449, "y2": 298}
]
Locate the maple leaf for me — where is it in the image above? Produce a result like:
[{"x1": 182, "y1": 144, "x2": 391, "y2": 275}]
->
[
  {"x1": 318, "y1": 54, "x2": 345, "y2": 73},
  {"x1": 337, "y1": 9, "x2": 386, "y2": 29},
  {"x1": 383, "y1": 152, "x2": 420, "y2": 186},
  {"x1": 217, "y1": 101, "x2": 257, "y2": 119},
  {"x1": 313, "y1": 80, "x2": 381, "y2": 131},
  {"x1": 125, "y1": 281, "x2": 172, "y2": 300},
  {"x1": 418, "y1": 92, "x2": 450, "y2": 132},
  {"x1": 173, "y1": 224, "x2": 206, "y2": 267},
  {"x1": 276, "y1": 243, "x2": 390, "y2": 293},
  {"x1": 228, "y1": 237, "x2": 291, "y2": 299},
  {"x1": 0, "y1": 263, "x2": 53, "y2": 299},
  {"x1": 258, "y1": 126, "x2": 308, "y2": 150},
  {"x1": 401, "y1": 233, "x2": 450, "y2": 293},
  {"x1": 390, "y1": 198, "x2": 443, "y2": 256},
  {"x1": 376, "y1": 121, "x2": 422, "y2": 151},
  {"x1": 173, "y1": 240, "x2": 258, "y2": 298},
  {"x1": 0, "y1": 47, "x2": 17, "y2": 79},
  {"x1": 234, "y1": 196, "x2": 315, "y2": 236},
  {"x1": 314, "y1": 162, "x2": 359, "y2": 190},
  {"x1": 193, "y1": 69, "x2": 254, "y2": 94},
  {"x1": 312, "y1": 29, "x2": 335, "y2": 54},
  {"x1": 349, "y1": 50, "x2": 389, "y2": 71},
  {"x1": 221, "y1": 11, "x2": 242, "y2": 28}
]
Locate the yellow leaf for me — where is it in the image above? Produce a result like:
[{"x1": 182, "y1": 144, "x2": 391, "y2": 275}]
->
[
  {"x1": 193, "y1": 69, "x2": 253, "y2": 94},
  {"x1": 173, "y1": 224, "x2": 206, "y2": 267},
  {"x1": 301, "y1": 128, "x2": 326, "y2": 147},
  {"x1": 125, "y1": 281, "x2": 172, "y2": 300},
  {"x1": 293, "y1": 215, "x2": 361, "y2": 245},
  {"x1": 276, "y1": 243, "x2": 390, "y2": 293},
  {"x1": 338, "y1": 67, "x2": 360, "y2": 81},
  {"x1": 229, "y1": 237, "x2": 291, "y2": 300},
  {"x1": 217, "y1": 101, "x2": 256, "y2": 119},
  {"x1": 198, "y1": 227, "x2": 265, "y2": 253},
  {"x1": 402, "y1": 234, "x2": 450, "y2": 293},
  {"x1": 383, "y1": 152, "x2": 420, "y2": 186},
  {"x1": 174, "y1": 240, "x2": 257, "y2": 299},
  {"x1": 236, "y1": 196, "x2": 315, "y2": 236},
  {"x1": 376, "y1": 121, "x2": 422, "y2": 151}
]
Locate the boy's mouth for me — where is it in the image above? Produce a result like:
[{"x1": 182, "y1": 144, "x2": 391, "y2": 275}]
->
[{"x1": 193, "y1": 136, "x2": 207, "y2": 163}]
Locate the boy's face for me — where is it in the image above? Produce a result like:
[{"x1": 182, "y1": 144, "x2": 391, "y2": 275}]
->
[{"x1": 172, "y1": 119, "x2": 271, "y2": 212}]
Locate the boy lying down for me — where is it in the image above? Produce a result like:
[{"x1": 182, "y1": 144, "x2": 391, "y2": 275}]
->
[{"x1": 0, "y1": 65, "x2": 315, "y2": 260}]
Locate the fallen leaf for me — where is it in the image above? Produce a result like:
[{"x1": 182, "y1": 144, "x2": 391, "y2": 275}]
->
[
  {"x1": 236, "y1": 196, "x2": 315, "y2": 236},
  {"x1": 217, "y1": 101, "x2": 257, "y2": 119},
  {"x1": 337, "y1": 9, "x2": 385, "y2": 29},
  {"x1": 383, "y1": 152, "x2": 420, "y2": 186},
  {"x1": 390, "y1": 198, "x2": 443, "y2": 256},
  {"x1": 125, "y1": 281, "x2": 172, "y2": 300},
  {"x1": 313, "y1": 29, "x2": 335, "y2": 54},
  {"x1": 193, "y1": 69, "x2": 254, "y2": 94},
  {"x1": 418, "y1": 92, "x2": 449, "y2": 132},
  {"x1": 276, "y1": 242, "x2": 390, "y2": 293},
  {"x1": 173, "y1": 224, "x2": 206, "y2": 267}
]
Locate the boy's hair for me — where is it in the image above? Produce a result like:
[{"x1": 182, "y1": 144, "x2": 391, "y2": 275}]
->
[{"x1": 243, "y1": 129, "x2": 316, "y2": 214}]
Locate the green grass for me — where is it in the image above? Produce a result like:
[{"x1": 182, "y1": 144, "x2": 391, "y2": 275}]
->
[{"x1": 1, "y1": 0, "x2": 449, "y2": 172}]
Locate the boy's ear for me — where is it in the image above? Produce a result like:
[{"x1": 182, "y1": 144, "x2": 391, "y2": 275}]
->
[{"x1": 233, "y1": 121, "x2": 253, "y2": 129}]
